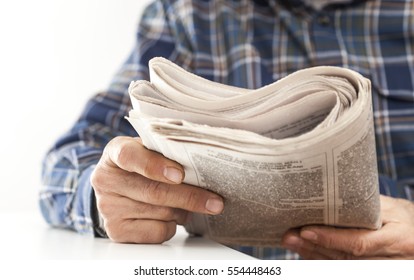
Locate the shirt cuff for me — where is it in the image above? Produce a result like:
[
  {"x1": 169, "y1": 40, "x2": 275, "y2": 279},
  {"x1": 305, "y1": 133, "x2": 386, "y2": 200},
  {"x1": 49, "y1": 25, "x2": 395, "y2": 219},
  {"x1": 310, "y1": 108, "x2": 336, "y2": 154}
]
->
[
  {"x1": 90, "y1": 186, "x2": 108, "y2": 238},
  {"x1": 77, "y1": 164, "x2": 108, "y2": 237}
]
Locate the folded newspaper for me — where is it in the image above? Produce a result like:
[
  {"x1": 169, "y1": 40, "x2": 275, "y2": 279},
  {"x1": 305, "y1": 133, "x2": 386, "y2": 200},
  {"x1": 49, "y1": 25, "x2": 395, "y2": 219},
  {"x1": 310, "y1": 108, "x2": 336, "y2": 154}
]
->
[{"x1": 126, "y1": 57, "x2": 381, "y2": 246}]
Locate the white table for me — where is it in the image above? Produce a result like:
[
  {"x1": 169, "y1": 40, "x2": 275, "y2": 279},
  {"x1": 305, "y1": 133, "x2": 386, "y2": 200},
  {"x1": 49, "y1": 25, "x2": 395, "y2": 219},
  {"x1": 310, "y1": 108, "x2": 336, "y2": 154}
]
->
[{"x1": 0, "y1": 212, "x2": 254, "y2": 260}]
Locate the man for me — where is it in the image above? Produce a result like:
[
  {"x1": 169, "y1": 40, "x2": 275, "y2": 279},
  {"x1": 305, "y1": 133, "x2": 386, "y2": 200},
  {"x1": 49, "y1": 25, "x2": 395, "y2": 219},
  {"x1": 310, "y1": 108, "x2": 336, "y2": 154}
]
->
[{"x1": 40, "y1": 0, "x2": 414, "y2": 259}]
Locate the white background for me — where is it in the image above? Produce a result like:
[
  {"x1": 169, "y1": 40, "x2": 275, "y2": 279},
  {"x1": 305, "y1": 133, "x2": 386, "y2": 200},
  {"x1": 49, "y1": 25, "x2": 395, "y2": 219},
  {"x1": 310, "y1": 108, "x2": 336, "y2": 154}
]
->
[{"x1": 0, "y1": 0, "x2": 152, "y2": 213}]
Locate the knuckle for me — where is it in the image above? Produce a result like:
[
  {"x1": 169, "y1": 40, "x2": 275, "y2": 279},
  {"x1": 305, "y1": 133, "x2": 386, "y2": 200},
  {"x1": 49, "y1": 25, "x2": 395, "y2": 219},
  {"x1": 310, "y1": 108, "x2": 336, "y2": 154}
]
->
[
  {"x1": 150, "y1": 224, "x2": 173, "y2": 243},
  {"x1": 351, "y1": 238, "x2": 368, "y2": 257},
  {"x1": 90, "y1": 167, "x2": 107, "y2": 191},
  {"x1": 142, "y1": 181, "x2": 168, "y2": 205},
  {"x1": 105, "y1": 219, "x2": 176, "y2": 244},
  {"x1": 104, "y1": 221, "x2": 124, "y2": 242},
  {"x1": 133, "y1": 224, "x2": 167, "y2": 244},
  {"x1": 183, "y1": 190, "x2": 202, "y2": 211},
  {"x1": 104, "y1": 136, "x2": 136, "y2": 171},
  {"x1": 161, "y1": 207, "x2": 176, "y2": 220},
  {"x1": 152, "y1": 226, "x2": 168, "y2": 243},
  {"x1": 142, "y1": 226, "x2": 159, "y2": 243},
  {"x1": 141, "y1": 153, "x2": 159, "y2": 178},
  {"x1": 96, "y1": 197, "x2": 113, "y2": 216},
  {"x1": 114, "y1": 141, "x2": 134, "y2": 169},
  {"x1": 90, "y1": 164, "x2": 120, "y2": 195}
]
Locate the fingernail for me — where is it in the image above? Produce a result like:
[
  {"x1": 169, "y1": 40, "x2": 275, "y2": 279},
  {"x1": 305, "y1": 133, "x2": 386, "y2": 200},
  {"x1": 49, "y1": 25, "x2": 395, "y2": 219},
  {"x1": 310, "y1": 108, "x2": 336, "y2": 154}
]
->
[
  {"x1": 205, "y1": 198, "x2": 224, "y2": 214},
  {"x1": 282, "y1": 235, "x2": 303, "y2": 250},
  {"x1": 301, "y1": 230, "x2": 318, "y2": 242},
  {"x1": 163, "y1": 167, "x2": 183, "y2": 183}
]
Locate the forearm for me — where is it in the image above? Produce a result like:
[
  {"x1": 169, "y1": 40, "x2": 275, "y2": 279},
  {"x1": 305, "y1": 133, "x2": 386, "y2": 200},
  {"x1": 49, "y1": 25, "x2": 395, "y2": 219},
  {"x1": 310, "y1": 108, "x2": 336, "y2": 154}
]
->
[{"x1": 39, "y1": 118, "x2": 128, "y2": 235}]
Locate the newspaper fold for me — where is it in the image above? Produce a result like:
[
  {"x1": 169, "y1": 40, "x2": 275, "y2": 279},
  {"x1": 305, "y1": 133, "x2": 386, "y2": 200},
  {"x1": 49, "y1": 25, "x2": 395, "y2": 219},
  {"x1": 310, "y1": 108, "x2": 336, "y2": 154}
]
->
[{"x1": 126, "y1": 57, "x2": 381, "y2": 246}]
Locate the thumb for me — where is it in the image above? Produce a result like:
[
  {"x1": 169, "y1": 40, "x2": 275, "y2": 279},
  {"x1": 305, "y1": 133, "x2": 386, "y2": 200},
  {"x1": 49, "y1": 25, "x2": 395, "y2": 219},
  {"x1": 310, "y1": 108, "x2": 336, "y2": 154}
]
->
[{"x1": 104, "y1": 136, "x2": 184, "y2": 184}]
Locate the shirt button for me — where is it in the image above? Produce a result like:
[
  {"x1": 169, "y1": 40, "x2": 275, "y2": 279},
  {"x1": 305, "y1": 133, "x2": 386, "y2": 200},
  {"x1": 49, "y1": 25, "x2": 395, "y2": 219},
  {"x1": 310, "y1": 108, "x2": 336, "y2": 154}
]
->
[{"x1": 317, "y1": 14, "x2": 331, "y2": 26}]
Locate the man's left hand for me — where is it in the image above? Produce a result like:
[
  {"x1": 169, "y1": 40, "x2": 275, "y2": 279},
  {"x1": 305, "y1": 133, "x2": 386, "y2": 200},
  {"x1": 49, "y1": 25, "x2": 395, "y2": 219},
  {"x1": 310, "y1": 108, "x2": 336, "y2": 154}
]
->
[{"x1": 281, "y1": 195, "x2": 414, "y2": 259}]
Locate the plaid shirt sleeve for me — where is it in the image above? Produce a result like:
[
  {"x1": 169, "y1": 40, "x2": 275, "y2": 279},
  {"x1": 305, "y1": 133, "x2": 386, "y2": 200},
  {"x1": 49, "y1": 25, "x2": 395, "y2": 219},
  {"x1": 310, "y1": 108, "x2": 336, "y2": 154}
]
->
[{"x1": 39, "y1": 1, "x2": 179, "y2": 235}]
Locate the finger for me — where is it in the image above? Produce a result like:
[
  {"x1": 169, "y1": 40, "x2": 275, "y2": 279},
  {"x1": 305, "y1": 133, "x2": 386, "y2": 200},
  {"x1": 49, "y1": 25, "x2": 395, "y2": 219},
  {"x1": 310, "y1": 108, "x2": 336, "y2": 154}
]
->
[
  {"x1": 294, "y1": 243, "x2": 395, "y2": 260},
  {"x1": 96, "y1": 195, "x2": 190, "y2": 225},
  {"x1": 281, "y1": 231, "x2": 328, "y2": 260},
  {"x1": 105, "y1": 219, "x2": 177, "y2": 244},
  {"x1": 108, "y1": 171, "x2": 224, "y2": 215},
  {"x1": 298, "y1": 225, "x2": 394, "y2": 257},
  {"x1": 282, "y1": 230, "x2": 365, "y2": 259},
  {"x1": 283, "y1": 234, "x2": 357, "y2": 259},
  {"x1": 104, "y1": 136, "x2": 184, "y2": 184}
]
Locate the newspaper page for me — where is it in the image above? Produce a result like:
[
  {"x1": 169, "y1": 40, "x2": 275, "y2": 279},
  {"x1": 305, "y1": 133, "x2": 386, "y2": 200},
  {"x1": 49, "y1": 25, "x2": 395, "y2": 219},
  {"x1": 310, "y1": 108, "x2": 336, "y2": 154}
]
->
[{"x1": 126, "y1": 57, "x2": 381, "y2": 246}]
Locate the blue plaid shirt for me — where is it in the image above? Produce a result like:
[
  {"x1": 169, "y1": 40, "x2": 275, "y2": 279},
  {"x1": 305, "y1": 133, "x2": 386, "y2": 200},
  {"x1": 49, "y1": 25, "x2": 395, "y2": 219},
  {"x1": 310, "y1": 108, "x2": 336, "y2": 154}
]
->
[{"x1": 40, "y1": 0, "x2": 414, "y2": 259}]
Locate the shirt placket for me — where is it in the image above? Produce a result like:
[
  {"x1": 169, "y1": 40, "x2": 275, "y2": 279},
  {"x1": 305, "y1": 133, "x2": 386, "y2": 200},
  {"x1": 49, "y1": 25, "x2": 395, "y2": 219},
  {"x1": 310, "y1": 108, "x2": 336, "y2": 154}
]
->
[{"x1": 308, "y1": 10, "x2": 344, "y2": 67}]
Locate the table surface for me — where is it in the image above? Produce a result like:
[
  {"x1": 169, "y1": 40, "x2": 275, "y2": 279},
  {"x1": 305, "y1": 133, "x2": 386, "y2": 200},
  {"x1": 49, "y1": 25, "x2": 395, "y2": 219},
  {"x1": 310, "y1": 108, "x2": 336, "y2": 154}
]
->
[{"x1": 0, "y1": 212, "x2": 254, "y2": 260}]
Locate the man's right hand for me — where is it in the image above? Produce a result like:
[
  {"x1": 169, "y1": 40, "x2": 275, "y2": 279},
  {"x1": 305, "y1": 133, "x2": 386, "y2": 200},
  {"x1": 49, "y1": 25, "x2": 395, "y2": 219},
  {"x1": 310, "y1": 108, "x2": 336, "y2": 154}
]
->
[{"x1": 90, "y1": 136, "x2": 224, "y2": 243}]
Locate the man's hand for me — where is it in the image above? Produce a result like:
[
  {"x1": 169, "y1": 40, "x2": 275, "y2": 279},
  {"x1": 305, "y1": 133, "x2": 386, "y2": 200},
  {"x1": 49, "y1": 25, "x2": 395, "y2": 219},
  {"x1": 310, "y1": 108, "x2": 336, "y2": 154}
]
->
[
  {"x1": 90, "y1": 136, "x2": 224, "y2": 244},
  {"x1": 281, "y1": 195, "x2": 414, "y2": 259}
]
